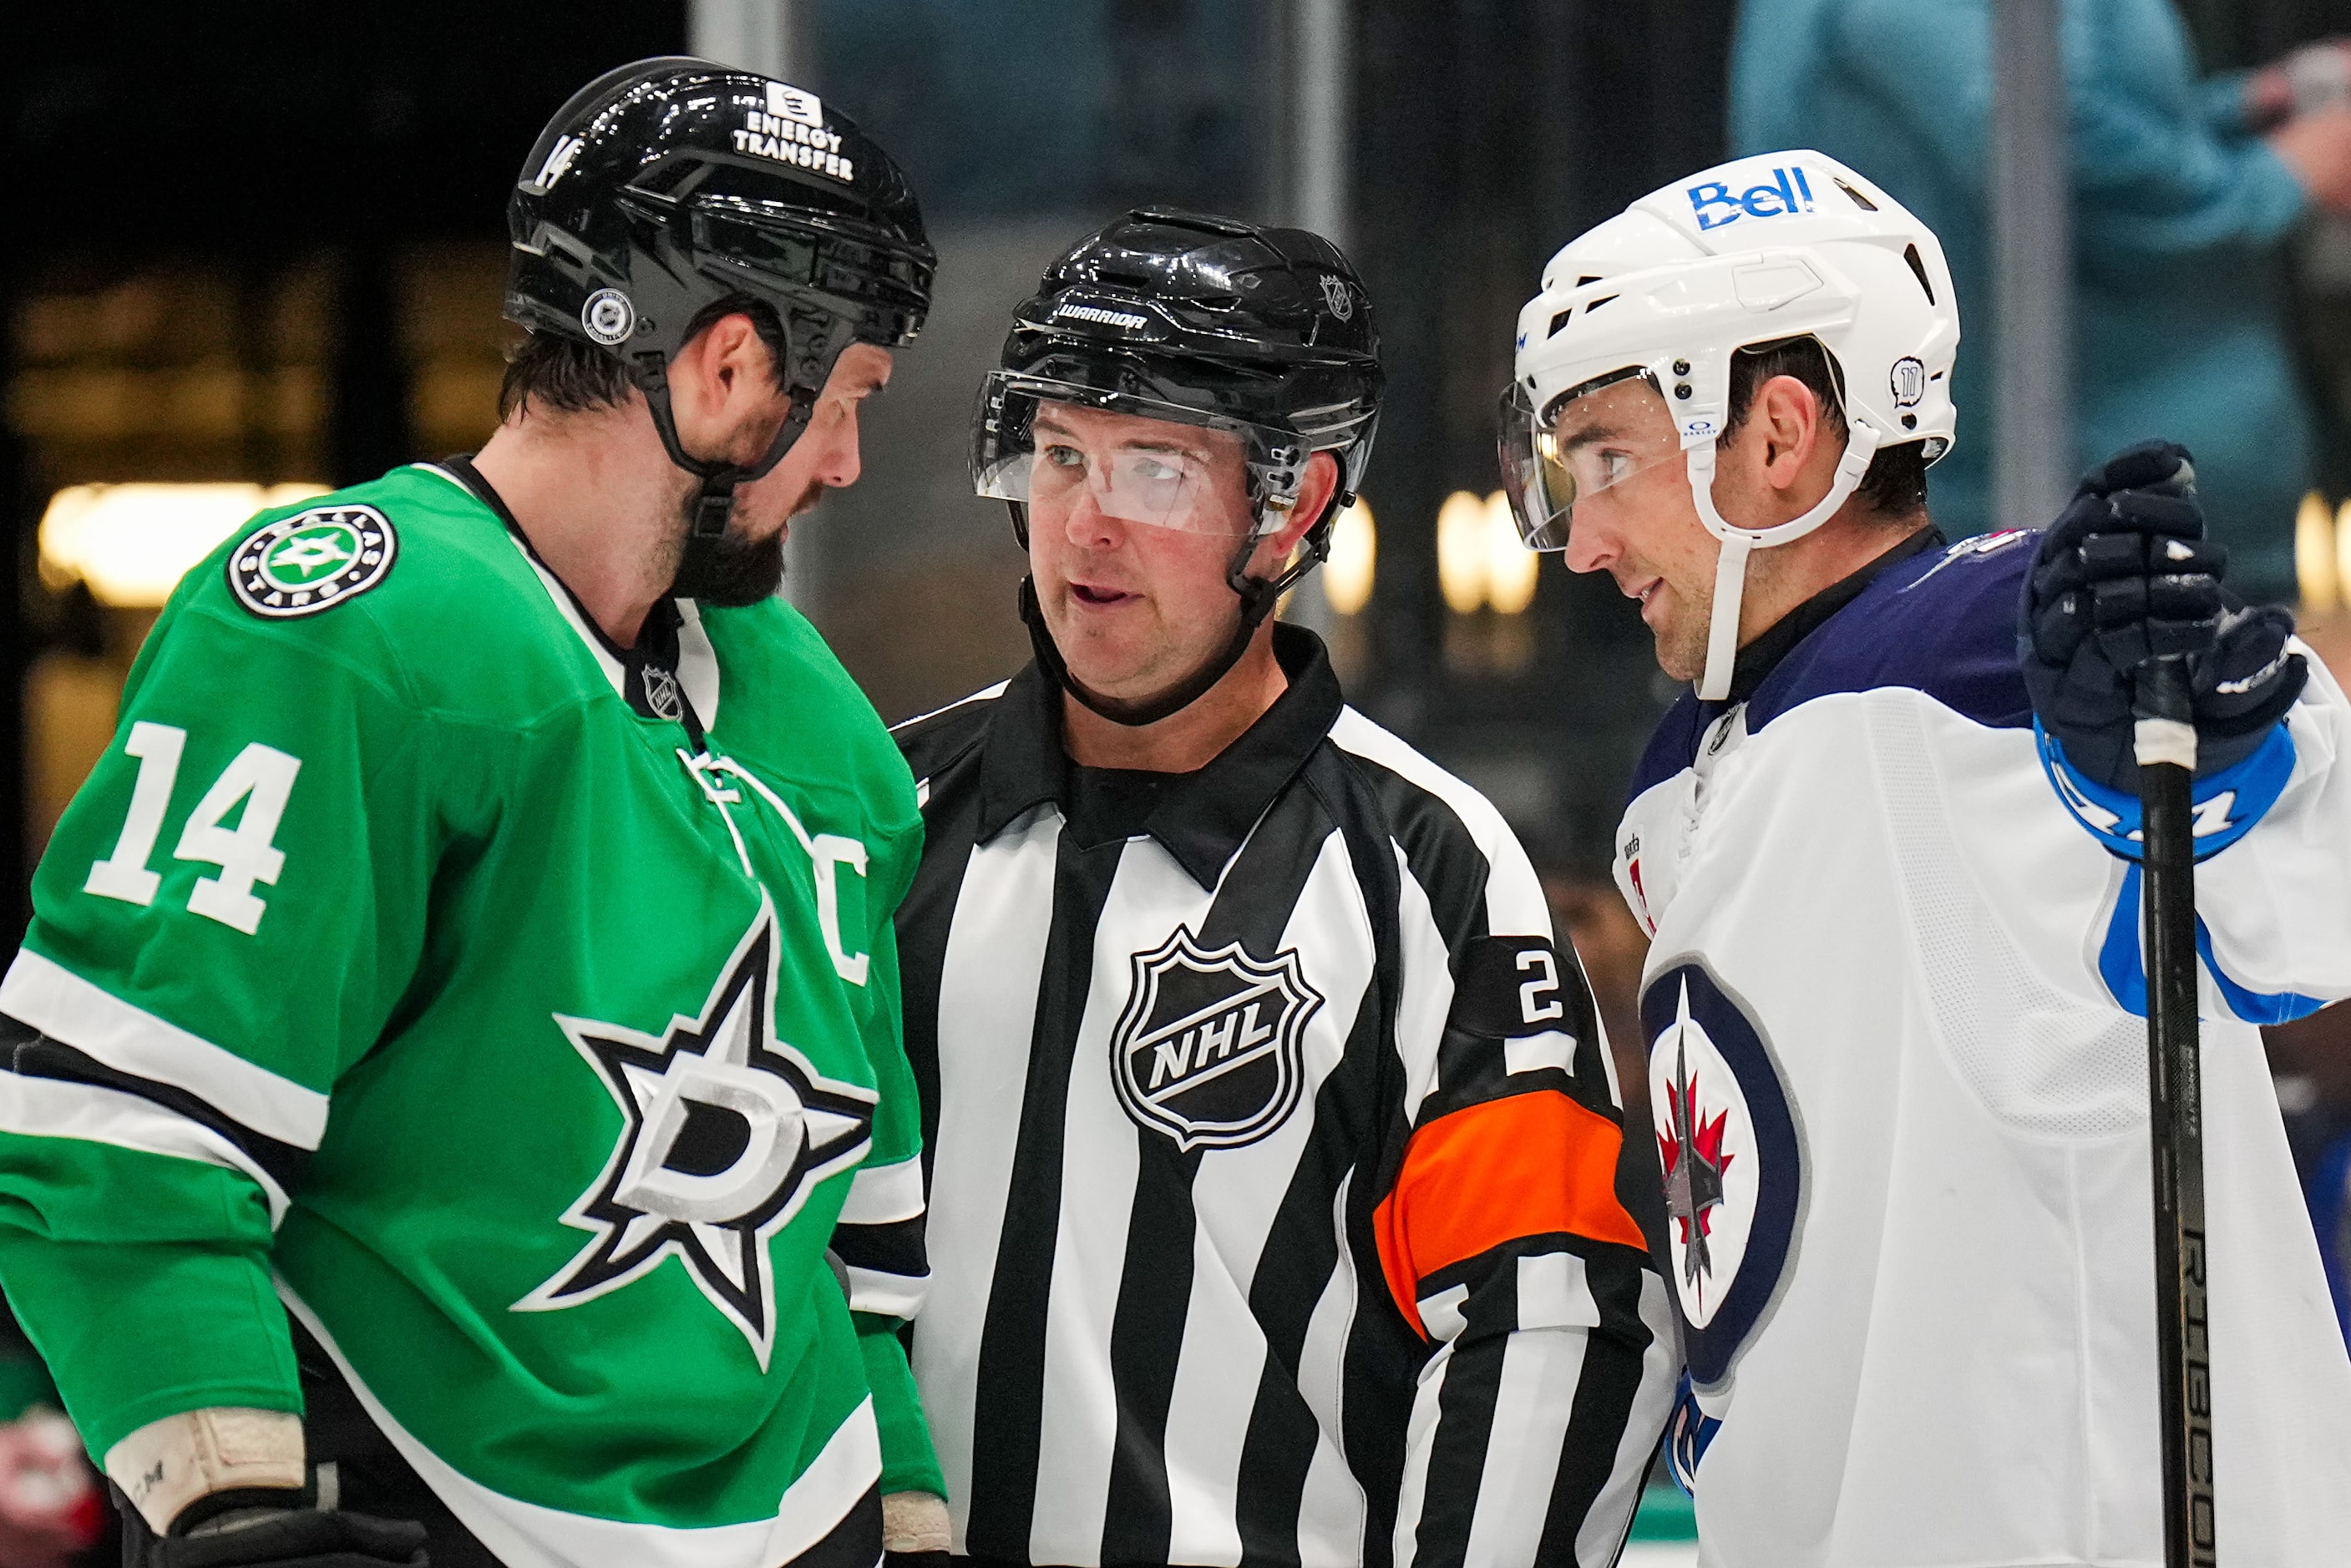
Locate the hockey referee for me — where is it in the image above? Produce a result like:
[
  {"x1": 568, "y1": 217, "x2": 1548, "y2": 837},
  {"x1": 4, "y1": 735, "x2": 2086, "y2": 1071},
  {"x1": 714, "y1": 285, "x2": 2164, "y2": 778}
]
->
[
  {"x1": 890, "y1": 211, "x2": 1677, "y2": 1568},
  {"x1": 0, "y1": 60, "x2": 947, "y2": 1568}
]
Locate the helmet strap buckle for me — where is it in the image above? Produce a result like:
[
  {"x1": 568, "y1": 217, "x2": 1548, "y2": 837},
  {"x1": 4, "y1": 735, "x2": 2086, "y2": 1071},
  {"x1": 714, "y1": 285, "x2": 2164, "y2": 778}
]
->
[
  {"x1": 634, "y1": 352, "x2": 818, "y2": 599},
  {"x1": 692, "y1": 485, "x2": 736, "y2": 539}
]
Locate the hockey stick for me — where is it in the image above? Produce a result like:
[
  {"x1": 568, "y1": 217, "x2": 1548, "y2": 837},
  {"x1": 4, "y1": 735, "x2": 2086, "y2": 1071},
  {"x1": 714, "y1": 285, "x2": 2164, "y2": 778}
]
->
[{"x1": 2135, "y1": 654, "x2": 2215, "y2": 1568}]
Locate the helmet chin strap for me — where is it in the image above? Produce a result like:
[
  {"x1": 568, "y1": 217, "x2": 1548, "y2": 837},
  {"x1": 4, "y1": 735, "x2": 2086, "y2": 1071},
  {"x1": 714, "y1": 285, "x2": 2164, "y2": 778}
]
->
[
  {"x1": 1685, "y1": 422, "x2": 1882, "y2": 701},
  {"x1": 630, "y1": 353, "x2": 815, "y2": 591}
]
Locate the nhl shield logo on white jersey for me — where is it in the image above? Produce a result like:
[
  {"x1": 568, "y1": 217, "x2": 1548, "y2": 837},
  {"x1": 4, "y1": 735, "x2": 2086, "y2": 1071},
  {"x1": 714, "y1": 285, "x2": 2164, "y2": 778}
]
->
[{"x1": 1112, "y1": 928, "x2": 1323, "y2": 1152}]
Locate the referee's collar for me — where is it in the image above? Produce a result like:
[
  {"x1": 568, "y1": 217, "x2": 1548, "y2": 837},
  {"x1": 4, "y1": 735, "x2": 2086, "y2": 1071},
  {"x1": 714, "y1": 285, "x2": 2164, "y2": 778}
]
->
[{"x1": 977, "y1": 623, "x2": 1344, "y2": 888}]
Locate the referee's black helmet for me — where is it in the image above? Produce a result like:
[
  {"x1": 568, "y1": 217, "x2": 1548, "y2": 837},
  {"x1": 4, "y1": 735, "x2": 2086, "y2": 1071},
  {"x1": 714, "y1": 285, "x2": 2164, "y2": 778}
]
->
[
  {"x1": 975, "y1": 209, "x2": 1384, "y2": 727},
  {"x1": 976, "y1": 208, "x2": 1383, "y2": 567}
]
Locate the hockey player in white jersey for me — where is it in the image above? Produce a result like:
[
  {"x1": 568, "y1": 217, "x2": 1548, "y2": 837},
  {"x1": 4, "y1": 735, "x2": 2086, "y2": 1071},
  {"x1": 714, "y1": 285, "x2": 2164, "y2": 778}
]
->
[{"x1": 1501, "y1": 149, "x2": 2351, "y2": 1565}]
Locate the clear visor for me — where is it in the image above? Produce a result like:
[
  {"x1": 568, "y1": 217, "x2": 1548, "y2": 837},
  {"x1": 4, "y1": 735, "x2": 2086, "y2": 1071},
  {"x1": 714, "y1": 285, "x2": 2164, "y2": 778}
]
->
[
  {"x1": 1497, "y1": 372, "x2": 1684, "y2": 552},
  {"x1": 973, "y1": 373, "x2": 1278, "y2": 537}
]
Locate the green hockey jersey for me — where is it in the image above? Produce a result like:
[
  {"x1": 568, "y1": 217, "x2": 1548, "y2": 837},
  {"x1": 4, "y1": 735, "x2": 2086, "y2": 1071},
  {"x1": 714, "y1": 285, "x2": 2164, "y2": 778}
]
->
[{"x1": 0, "y1": 463, "x2": 939, "y2": 1566}]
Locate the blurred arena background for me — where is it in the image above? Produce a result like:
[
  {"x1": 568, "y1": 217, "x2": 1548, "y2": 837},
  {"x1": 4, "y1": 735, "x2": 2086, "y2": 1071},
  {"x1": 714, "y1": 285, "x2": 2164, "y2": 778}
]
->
[{"x1": 8, "y1": 3, "x2": 2351, "y2": 1560}]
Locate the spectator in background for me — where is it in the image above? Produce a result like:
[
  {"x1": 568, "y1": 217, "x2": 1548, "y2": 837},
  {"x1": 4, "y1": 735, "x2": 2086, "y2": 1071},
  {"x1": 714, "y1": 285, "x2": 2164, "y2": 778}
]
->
[
  {"x1": 0, "y1": 1313, "x2": 99, "y2": 1567},
  {"x1": 1731, "y1": 0, "x2": 2351, "y2": 601}
]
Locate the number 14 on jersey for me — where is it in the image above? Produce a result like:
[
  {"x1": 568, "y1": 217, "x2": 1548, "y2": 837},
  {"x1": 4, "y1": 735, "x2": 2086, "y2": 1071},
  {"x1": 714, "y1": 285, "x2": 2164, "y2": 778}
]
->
[{"x1": 82, "y1": 721, "x2": 303, "y2": 935}]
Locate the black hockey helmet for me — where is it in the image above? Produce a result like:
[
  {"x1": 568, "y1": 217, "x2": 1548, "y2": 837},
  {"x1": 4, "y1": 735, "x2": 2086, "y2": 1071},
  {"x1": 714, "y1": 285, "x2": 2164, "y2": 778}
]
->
[
  {"x1": 506, "y1": 58, "x2": 935, "y2": 544},
  {"x1": 975, "y1": 208, "x2": 1384, "y2": 726}
]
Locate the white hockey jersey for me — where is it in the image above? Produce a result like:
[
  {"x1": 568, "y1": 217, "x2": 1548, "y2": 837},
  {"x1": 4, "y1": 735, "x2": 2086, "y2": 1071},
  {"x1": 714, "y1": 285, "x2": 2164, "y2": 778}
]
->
[{"x1": 1612, "y1": 528, "x2": 2351, "y2": 1567}]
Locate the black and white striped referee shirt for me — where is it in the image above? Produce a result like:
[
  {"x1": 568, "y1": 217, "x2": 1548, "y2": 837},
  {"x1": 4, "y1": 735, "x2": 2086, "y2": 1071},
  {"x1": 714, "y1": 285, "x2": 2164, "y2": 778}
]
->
[{"x1": 892, "y1": 626, "x2": 1676, "y2": 1568}]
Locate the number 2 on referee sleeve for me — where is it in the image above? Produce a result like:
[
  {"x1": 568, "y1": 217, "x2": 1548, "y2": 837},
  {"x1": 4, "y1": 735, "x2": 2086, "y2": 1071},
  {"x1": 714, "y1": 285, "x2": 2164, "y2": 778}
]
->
[
  {"x1": 1516, "y1": 948, "x2": 1566, "y2": 1024},
  {"x1": 83, "y1": 721, "x2": 304, "y2": 934}
]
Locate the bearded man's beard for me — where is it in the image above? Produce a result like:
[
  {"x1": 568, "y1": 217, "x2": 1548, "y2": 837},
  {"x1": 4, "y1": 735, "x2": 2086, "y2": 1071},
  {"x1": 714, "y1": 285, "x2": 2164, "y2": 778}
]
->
[
  {"x1": 671, "y1": 524, "x2": 786, "y2": 606},
  {"x1": 666, "y1": 480, "x2": 818, "y2": 606}
]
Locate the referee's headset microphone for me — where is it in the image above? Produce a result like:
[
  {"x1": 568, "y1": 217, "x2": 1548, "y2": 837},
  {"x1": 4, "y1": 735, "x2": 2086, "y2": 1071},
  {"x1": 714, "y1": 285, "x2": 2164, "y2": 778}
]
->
[{"x1": 975, "y1": 208, "x2": 1386, "y2": 727}]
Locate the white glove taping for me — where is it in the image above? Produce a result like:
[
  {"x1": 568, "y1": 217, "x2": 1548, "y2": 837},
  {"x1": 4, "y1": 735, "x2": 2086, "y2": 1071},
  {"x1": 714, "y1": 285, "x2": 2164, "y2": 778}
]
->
[
  {"x1": 880, "y1": 1490, "x2": 951, "y2": 1555},
  {"x1": 104, "y1": 1407, "x2": 304, "y2": 1534}
]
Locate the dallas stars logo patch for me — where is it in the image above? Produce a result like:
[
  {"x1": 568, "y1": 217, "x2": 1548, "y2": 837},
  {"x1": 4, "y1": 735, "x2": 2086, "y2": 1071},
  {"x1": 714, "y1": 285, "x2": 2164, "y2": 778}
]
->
[
  {"x1": 226, "y1": 505, "x2": 398, "y2": 619},
  {"x1": 514, "y1": 898, "x2": 876, "y2": 1366}
]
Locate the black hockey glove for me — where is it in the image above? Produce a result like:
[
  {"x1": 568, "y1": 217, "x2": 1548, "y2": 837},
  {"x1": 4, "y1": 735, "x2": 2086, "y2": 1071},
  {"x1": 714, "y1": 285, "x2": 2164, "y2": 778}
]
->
[
  {"x1": 2019, "y1": 438, "x2": 2307, "y2": 794},
  {"x1": 120, "y1": 1493, "x2": 429, "y2": 1568}
]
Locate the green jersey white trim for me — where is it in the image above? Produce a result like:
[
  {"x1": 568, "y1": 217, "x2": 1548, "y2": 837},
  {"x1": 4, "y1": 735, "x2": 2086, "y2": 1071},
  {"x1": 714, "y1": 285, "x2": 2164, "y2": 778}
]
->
[
  {"x1": 839, "y1": 1157, "x2": 923, "y2": 1225},
  {"x1": 0, "y1": 949, "x2": 327, "y2": 1149},
  {"x1": 0, "y1": 1071, "x2": 291, "y2": 1222},
  {"x1": 0, "y1": 460, "x2": 943, "y2": 1512},
  {"x1": 282, "y1": 1286, "x2": 883, "y2": 1568},
  {"x1": 838, "y1": 1156, "x2": 925, "y2": 1318},
  {"x1": 464, "y1": 465, "x2": 724, "y2": 731}
]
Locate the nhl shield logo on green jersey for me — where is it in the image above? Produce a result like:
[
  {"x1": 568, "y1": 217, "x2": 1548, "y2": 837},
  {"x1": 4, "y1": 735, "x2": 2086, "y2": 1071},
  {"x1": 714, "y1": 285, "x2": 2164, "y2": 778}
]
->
[
  {"x1": 514, "y1": 898, "x2": 876, "y2": 1368},
  {"x1": 1111, "y1": 928, "x2": 1322, "y2": 1153},
  {"x1": 226, "y1": 505, "x2": 398, "y2": 619}
]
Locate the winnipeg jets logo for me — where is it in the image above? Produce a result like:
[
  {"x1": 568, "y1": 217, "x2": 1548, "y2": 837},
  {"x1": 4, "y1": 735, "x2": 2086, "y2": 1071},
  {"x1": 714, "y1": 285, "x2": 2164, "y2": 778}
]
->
[
  {"x1": 1642, "y1": 962, "x2": 1804, "y2": 1388},
  {"x1": 1112, "y1": 928, "x2": 1322, "y2": 1152},
  {"x1": 516, "y1": 898, "x2": 876, "y2": 1366},
  {"x1": 1646, "y1": 974, "x2": 1763, "y2": 1328},
  {"x1": 1659, "y1": 1000, "x2": 1734, "y2": 1304}
]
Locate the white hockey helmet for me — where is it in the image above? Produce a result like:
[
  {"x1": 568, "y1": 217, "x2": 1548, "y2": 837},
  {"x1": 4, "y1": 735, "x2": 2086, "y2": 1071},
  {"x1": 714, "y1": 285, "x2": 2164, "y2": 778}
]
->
[{"x1": 1502, "y1": 149, "x2": 1959, "y2": 699}]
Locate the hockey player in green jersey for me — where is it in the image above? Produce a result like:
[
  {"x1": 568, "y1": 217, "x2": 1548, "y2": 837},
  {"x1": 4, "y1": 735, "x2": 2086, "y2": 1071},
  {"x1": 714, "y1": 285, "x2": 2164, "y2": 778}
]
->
[{"x1": 0, "y1": 59, "x2": 945, "y2": 1568}]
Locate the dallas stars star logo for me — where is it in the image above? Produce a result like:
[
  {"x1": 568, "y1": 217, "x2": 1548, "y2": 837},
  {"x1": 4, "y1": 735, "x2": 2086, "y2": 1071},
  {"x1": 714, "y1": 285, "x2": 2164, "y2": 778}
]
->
[
  {"x1": 1658, "y1": 979, "x2": 1734, "y2": 1307},
  {"x1": 514, "y1": 897, "x2": 876, "y2": 1367}
]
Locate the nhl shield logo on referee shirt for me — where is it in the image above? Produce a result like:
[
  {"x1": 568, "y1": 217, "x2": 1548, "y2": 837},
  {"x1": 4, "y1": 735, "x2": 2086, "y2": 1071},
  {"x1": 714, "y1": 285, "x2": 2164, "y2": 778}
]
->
[{"x1": 1112, "y1": 928, "x2": 1323, "y2": 1152}]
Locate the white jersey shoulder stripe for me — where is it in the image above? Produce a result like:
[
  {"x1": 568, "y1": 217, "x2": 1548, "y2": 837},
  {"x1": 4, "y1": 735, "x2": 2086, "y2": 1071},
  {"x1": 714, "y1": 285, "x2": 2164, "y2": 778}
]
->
[
  {"x1": 1, "y1": 949, "x2": 330, "y2": 1151},
  {"x1": 1327, "y1": 708, "x2": 1549, "y2": 938},
  {"x1": 281, "y1": 1286, "x2": 881, "y2": 1568},
  {"x1": 0, "y1": 1073, "x2": 291, "y2": 1223}
]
